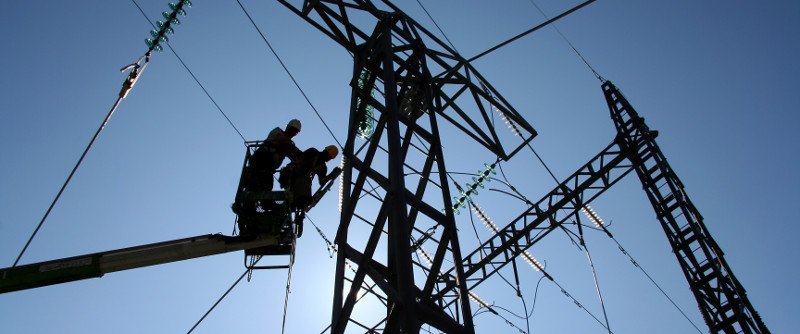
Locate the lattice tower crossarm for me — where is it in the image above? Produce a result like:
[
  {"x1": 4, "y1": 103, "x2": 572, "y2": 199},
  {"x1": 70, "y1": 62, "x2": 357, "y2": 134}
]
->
[
  {"x1": 276, "y1": 1, "x2": 539, "y2": 333},
  {"x1": 276, "y1": 1, "x2": 769, "y2": 333},
  {"x1": 603, "y1": 81, "x2": 770, "y2": 334},
  {"x1": 434, "y1": 138, "x2": 635, "y2": 305}
]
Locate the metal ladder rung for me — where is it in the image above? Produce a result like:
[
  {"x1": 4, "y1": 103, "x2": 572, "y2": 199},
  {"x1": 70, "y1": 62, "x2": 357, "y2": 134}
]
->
[
  {"x1": 695, "y1": 270, "x2": 717, "y2": 288},
  {"x1": 675, "y1": 234, "x2": 698, "y2": 253},
  {"x1": 717, "y1": 313, "x2": 741, "y2": 330},
  {"x1": 696, "y1": 260, "x2": 715, "y2": 277}
]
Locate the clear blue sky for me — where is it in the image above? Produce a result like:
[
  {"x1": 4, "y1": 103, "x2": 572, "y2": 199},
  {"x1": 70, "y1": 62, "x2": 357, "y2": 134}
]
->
[{"x1": 1, "y1": 0, "x2": 797, "y2": 333}]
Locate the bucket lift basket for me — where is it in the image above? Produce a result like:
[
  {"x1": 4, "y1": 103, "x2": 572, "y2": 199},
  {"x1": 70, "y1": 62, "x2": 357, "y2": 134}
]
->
[{"x1": 233, "y1": 141, "x2": 300, "y2": 268}]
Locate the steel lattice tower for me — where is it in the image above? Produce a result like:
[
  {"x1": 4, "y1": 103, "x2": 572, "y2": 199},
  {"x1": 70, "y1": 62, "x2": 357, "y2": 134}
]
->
[
  {"x1": 277, "y1": 1, "x2": 770, "y2": 333},
  {"x1": 604, "y1": 81, "x2": 770, "y2": 334},
  {"x1": 279, "y1": 1, "x2": 536, "y2": 332}
]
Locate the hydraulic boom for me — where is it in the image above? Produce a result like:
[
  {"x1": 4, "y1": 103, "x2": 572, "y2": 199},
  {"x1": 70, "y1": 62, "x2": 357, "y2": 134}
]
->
[{"x1": 1, "y1": 233, "x2": 284, "y2": 294}]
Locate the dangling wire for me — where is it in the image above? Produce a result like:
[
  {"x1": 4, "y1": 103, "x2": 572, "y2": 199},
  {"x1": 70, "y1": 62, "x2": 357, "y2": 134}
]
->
[
  {"x1": 482, "y1": 160, "x2": 617, "y2": 331},
  {"x1": 575, "y1": 215, "x2": 613, "y2": 334},
  {"x1": 472, "y1": 302, "x2": 531, "y2": 334},
  {"x1": 525, "y1": 275, "x2": 548, "y2": 331}
]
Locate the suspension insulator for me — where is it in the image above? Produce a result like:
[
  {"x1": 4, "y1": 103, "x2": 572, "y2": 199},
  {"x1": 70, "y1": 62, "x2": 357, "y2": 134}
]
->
[{"x1": 356, "y1": 69, "x2": 375, "y2": 138}]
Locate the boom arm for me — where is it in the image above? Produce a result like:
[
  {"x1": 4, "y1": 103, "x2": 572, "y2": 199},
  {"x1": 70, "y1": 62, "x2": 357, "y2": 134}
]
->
[{"x1": 1, "y1": 233, "x2": 282, "y2": 294}]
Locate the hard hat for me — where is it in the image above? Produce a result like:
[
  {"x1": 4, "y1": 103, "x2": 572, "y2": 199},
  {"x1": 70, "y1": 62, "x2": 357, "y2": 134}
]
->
[
  {"x1": 287, "y1": 119, "x2": 302, "y2": 131},
  {"x1": 324, "y1": 145, "x2": 339, "y2": 159}
]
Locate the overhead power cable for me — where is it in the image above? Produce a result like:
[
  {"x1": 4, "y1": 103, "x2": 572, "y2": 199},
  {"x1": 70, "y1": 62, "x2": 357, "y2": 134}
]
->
[
  {"x1": 537, "y1": 264, "x2": 613, "y2": 331},
  {"x1": 520, "y1": 145, "x2": 699, "y2": 332},
  {"x1": 481, "y1": 8, "x2": 693, "y2": 328},
  {"x1": 467, "y1": 0, "x2": 596, "y2": 64},
  {"x1": 130, "y1": 0, "x2": 247, "y2": 143},
  {"x1": 11, "y1": 1, "x2": 180, "y2": 265},
  {"x1": 235, "y1": 0, "x2": 343, "y2": 149},
  {"x1": 187, "y1": 257, "x2": 261, "y2": 334},
  {"x1": 526, "y1": 275, "x2": 548, "y2": 328},
  {"x1": 527, "y1": 0, "x2": 603, "y2": 81},
  {"x1": 468, "y1": 197, "x2": 612, "y2": 333},
  {"x1": 13, "y1": 84, "x2": 139, "y2": 267},
  {"x1": 604, "y1": 228, "x2": 705, "y2": 333},
  {"x1": 525, "y1": 143, "x2": 560, "y2": 184},
  {"x1": 465, "y1": 201, "x2": 534, "y2": 333},
  {"x1": 415, "y1": 0, "x2": 459, "y2": 54}
]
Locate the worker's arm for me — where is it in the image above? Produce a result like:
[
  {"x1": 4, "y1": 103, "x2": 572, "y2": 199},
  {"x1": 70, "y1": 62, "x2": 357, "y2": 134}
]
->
[{"x1": 318, "y1": 166, "x2": 342, "y2": 186}]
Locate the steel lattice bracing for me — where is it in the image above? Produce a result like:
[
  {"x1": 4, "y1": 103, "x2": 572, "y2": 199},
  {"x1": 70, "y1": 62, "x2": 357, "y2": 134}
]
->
[
  {"x1": 432, "y1": 139, "x2": 635, "y2": 307},
  {"x1": 333, "y1": 27, "x2": 473, "y2": 332},
  {"x1": 431, "y1": 81, "x2": 770, "y2": 333},
  {"x1": 278, "y1": 0, "x2": 536, "y2": 160},
  {"x1": 277, "y1": 1, "x2": 537, "y2": 333},
  {"x1": 603, "y1": 81, "x2": 770, "y2": 334},
  {"x1": 276, "y1": 1, "x2": 769, "y2": 333}
]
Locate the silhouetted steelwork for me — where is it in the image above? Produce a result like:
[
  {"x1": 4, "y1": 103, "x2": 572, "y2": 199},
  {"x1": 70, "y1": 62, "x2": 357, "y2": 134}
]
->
[
  {"x1": 432, "y1": 139, "x2": 635, "y2": 307},
  {"x1": 278, "y1": 1, "x2": 769, "y2": 333},
  {"x1": 278, "y1": 1, "x2": 537, "y2": 333},
  {"x1": 604, "y1": 81, "x2": 770, "y2": 334}
]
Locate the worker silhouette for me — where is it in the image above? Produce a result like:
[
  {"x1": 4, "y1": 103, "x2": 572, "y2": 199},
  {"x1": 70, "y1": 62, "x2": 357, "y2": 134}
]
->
[
  {"x1": 250, "y1": 119, "x2": 302, "y2": 191},
  {"x1": 279, "y1": 145, "x2": 340, "y2": 211},
  {"x1": 235, "y1": 119, "x2": 302, "y2": 215}
]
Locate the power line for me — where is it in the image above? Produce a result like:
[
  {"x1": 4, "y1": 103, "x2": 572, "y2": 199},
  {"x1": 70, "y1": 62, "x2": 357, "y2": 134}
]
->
[
  {"x1": 473, "y1": 302, "x2": 531, "y2": 334},
  {"x1": 576, "y1": 217, "x2": 613, "y2": 334},
  {"x1": 235, "y1": 0, "x2": 343, "y2": 149},
  {"x1": 187, "y1": 257, "x2": 260, "y2": 334},
  {"x1": 466, "y1": 0, "x2": 597, "y2": 64},
  {"x1": 465, "y1": 201, "x2": 534, "y2": 333},
  {"x1": 517, "y1": 144, "x2": 700, "y2": 331},
  {"x1": 415, "y1": 0, "x2": 459, "y2": 54},
  {"x1": 527, "y1": 0, "x2": 603, "y2": 81},
  {"x1": 605, "y1": 230, "x2": 705, "y2": 333},
  {"x1": 431, "y1": 21, "x2": 612, "y2": 328},
  {"x1": 487, "y1": 98, "x2": 620, "y2": 331},
  {"x1": 484, "y1": 28, "x2": 695, "y2": 329},
  {"x1": 466, "y1": 196, "x2": 613, "y2": 333},
  {"x1": 528, "y1": 147, "x2": 704, "y2": 334},
  {"x1": 12, "y1": 52, "x2": 150, "y2": 268},
  {"x1": 525, "y1": 143, "x2": 560, "y2": 184},
  {"x1": 130, "y1": 0, "x2": 247, "y2": 143}
]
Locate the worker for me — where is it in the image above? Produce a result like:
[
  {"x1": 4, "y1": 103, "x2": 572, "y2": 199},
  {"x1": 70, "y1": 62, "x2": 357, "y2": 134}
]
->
[
  {"x1": 279, "y1": 145, "x2": 340, "y2": 211},
  {"x1": 250, "y1": 119, "x2": 303, "y2": 190},
  {"x1": 235, "y1": 119, "x2": 302, "y2": 215}
]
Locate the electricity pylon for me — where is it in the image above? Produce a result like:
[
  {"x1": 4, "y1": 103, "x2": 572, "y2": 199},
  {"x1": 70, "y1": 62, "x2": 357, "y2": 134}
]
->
[
  {"x1": 433, "y1": 82, "x2": 771, "y2": 333},
  {"x1": 279, "y1": 1, "x2": 536, "y2": 332},
  {"x1": 278, "y1": 1, "x2": 769, "y2": 333},
  {"x1": 604, "y1": 81, "x2": 770, "y2": 333}
]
